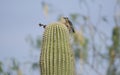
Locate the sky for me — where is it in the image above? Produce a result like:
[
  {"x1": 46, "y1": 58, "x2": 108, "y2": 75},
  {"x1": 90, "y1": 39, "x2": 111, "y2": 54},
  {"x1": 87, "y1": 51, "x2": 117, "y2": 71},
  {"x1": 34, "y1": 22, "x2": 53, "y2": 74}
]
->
[
  {"x1": 0, "y1": 0, "x2": 42, "y2": 60},
  {"x1": 0, "y1": 0, "x2": 117, "y2": 75}
]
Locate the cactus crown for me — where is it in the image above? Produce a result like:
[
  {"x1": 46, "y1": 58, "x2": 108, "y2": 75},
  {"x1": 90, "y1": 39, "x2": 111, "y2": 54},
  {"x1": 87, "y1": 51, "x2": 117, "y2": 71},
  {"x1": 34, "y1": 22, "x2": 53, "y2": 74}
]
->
[{"x1": 40, "y1": 22, "x2": 75, "y2": 75}]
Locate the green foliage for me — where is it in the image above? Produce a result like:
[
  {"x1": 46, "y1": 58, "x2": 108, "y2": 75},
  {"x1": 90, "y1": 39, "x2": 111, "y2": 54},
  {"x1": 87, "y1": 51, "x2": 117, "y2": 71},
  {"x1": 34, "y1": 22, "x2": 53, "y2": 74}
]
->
[
  {"x1": 11, "y1": 59, "x2": 19, "y2": 70},
  {"x1": 102, "y1": 17, "x2": 108, "y2": 23},
  {"x1": 36, "y1": 36, "x2": 42, "y2": 49},
  {"x1": 70, "y1": 13, "x2": 79, "y2": 22},
  {"x1": 112, "y1": 26, "x2": 120, "y2": 53},
  {"x1": 0, "y1": 61, "x2": 3, "y2": 73},
  {"x1": 25, "y1": 35, "x2": 42, "y2": 49},
  {"x1": 73, "y1": 31, "x2": 88, "y2": 61},
  {"x1": 0, "y1": 59, "x2": 20, "y2": 75},
  {"x1": 32, "y1": 63, "x2": 39, "y2": 70},
  {"x1": 107, "y1": 26, "x2": 120, "y2": 75}
]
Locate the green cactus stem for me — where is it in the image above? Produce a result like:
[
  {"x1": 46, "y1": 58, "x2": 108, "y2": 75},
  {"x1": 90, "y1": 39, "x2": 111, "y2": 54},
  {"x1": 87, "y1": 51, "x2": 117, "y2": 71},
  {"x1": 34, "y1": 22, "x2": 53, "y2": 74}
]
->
[{"x1": 40, "y1": 22, "x2": 75, "y2": 75}]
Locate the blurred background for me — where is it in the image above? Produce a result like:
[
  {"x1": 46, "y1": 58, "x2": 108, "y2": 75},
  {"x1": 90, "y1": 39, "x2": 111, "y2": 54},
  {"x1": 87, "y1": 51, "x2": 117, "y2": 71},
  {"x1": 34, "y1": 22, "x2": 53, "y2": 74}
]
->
[{"x1": 0, "y1": 0, "x2": 120, "y2": 75}]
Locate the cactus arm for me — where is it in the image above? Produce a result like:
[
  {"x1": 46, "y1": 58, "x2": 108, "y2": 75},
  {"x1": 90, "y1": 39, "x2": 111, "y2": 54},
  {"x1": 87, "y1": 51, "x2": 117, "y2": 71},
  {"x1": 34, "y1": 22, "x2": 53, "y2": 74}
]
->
[{"x1": 40, "y1": 23, "x2": 75, "y2": 75}]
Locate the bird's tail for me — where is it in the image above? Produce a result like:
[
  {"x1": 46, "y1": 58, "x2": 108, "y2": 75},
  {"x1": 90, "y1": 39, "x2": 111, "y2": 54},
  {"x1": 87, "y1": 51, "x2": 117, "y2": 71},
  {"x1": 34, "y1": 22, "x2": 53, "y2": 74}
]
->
[{"x1": 72, "y1": 28, "x2": 75, "y2": 33}]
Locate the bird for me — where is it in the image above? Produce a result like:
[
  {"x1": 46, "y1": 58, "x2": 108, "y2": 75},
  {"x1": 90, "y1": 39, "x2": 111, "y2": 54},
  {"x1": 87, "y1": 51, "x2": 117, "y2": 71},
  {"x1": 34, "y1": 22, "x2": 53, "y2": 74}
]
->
[
  {"x1": 39, "y1": 23, "x2": 46, "y2": 28},
  {"x1": 59, "y1": 17, "x2": 75, "y2": 33},
  {"x1": 39, "y1": 17, "x2": 75, "y2": 33}
]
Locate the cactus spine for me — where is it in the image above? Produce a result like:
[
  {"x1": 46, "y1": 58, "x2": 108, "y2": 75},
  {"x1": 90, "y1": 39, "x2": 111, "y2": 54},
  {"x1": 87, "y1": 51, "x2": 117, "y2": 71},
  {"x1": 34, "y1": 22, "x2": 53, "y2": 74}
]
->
[{"x1": 40, "y1": 23, "x2": 75, "y2": 75}]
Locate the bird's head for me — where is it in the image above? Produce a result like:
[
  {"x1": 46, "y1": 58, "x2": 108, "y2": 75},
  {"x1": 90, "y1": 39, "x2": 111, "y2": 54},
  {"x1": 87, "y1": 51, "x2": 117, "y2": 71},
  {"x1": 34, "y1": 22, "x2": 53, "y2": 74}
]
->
[{"x1": 59, "y1": 17, "x2": 68, "y2": 24}]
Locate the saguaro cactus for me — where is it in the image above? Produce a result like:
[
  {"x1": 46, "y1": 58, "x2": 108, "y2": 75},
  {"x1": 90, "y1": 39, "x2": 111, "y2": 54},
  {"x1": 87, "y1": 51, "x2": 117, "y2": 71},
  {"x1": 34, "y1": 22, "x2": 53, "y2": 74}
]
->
[{"x1": 40, "y1": 22, "x2": 75, "y2": 75}]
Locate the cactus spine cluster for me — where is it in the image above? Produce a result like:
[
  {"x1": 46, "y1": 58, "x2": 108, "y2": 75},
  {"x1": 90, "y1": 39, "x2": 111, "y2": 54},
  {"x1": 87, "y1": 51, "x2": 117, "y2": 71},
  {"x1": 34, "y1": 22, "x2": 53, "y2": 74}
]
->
[{"x1": 40, "y1": 23, "x2": 75, "y2": 75}]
